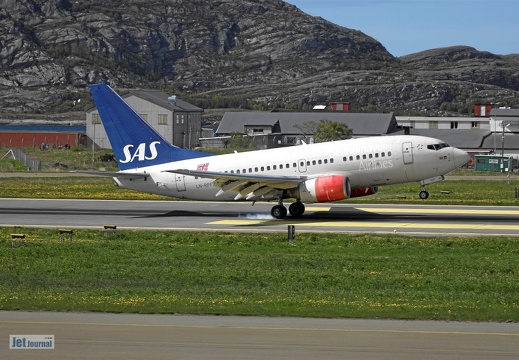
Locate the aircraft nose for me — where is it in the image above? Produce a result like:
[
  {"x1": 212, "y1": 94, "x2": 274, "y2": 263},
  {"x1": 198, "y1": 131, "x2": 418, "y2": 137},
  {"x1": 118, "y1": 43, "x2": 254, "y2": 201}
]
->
[{"x1": 453, "y1": 148, "x2": 471, "y2": 168}]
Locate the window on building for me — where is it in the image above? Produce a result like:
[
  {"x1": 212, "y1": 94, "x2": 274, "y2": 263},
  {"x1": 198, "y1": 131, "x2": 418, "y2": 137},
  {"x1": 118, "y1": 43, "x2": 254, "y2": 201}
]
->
[
  {"x1": 472, "y1": 121, "x2": 480, "y2": 129},
  {"x1": 158, "y1": 114, "x2": 168, "y2": 125},
  {"x1": 140, "y1": 114, "x2": 148, "y2": 122},
  {"x1": 92, "y1": 113, "x2": 101, "y2": 124},
  {"x1": 450, "y1": 121, "x2": 458, "y2": 129}
]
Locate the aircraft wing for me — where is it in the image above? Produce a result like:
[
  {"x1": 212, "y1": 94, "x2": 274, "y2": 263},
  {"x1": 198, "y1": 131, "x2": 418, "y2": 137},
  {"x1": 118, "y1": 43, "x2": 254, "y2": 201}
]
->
[{"x1": 165, "y1": 169, "x2": 306, "y2": 200}]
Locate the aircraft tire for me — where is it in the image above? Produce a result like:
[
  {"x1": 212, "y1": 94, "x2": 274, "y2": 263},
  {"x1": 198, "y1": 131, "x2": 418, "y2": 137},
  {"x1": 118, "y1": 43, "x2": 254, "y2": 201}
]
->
[
  {"x1": 271, "y1": 205, "x2": 287, "y2": 219},
  {"x1": 419, "y1": 190, "x2": 429, "y2": 200},
  {"x1": 289, "y1": 202, "x2": 305, "y2": 217}
]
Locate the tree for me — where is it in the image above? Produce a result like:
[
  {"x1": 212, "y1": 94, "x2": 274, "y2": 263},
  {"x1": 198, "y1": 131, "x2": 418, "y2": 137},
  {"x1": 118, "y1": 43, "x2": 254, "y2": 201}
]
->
[
  {"x1": 313, "y1": 120, "x2": 353, "y2": 143},
  {"x1": 294, "y1": 120, "x2": 319, "y2": 141}
]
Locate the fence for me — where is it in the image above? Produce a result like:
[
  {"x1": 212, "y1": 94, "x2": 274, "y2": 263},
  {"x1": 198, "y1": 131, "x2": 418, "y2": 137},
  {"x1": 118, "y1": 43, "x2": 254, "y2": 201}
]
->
[{"x1": 9, "y1": 148, "x2": 40, "y2": 171}]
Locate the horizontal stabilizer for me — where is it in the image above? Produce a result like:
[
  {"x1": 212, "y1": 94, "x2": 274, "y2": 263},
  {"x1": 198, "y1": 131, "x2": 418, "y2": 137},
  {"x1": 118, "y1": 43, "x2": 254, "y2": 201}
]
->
[{"x1": 71, "y1": 171, "x2": 150, "y2": 179}]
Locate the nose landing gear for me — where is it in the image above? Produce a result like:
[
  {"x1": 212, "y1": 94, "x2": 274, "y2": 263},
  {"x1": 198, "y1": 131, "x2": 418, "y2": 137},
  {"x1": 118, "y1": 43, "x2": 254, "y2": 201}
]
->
[{"x1": 419, "y1": 188, "x2": 429, "y2": 200}]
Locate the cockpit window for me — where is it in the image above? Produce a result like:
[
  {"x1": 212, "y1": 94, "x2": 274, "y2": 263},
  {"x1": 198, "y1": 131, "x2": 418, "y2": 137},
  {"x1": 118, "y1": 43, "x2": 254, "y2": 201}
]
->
[{"x1": 427, "y1": 143, "x2": 450, "y2": 151}]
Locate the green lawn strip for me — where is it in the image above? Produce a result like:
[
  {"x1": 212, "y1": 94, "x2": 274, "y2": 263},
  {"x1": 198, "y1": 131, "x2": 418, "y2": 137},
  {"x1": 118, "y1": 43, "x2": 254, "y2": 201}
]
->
[
  {"x1": 0, "y1": 176, "x2": 169, "y2": 200},
  {"x1": 1, "y1": 228, "x2": 517, "y2": 321}
]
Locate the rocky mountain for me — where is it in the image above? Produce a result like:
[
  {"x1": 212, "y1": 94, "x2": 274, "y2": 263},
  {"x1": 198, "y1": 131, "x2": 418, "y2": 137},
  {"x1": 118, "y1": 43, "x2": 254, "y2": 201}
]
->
[{"x1": 1, "y1": 0, "x2": 518, "y2": 118}]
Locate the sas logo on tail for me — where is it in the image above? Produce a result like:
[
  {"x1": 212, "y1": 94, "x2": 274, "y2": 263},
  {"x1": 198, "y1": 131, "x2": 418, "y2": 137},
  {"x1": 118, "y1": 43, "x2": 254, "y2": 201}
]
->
[{"x1": 120, "y1": 141, "x2": 160, "y2": 163}]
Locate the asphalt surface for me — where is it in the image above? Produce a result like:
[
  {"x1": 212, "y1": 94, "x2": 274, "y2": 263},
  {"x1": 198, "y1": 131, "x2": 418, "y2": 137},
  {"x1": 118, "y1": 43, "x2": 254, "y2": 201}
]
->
[
  {"x1": 2, "y1": 197, "x2": 519, "y2": 359},
  {"x1": 2, "y1": 198, "x2": 519, "y2": 236},
  {"x1": 2, "y1": 312, "x2": 519, "y2": 360}
]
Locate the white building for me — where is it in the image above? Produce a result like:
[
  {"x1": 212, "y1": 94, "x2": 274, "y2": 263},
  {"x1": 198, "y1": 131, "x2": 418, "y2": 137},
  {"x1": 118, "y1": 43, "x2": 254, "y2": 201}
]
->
[{"x1": 86, "y1": 89, "x2": 203, "y2": 150}]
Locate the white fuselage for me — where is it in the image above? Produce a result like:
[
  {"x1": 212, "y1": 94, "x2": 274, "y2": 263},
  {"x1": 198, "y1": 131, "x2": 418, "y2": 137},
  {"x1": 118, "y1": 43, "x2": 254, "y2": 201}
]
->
[{"x1": 114, "y1": 135, "x2": 468, "y2": 202}]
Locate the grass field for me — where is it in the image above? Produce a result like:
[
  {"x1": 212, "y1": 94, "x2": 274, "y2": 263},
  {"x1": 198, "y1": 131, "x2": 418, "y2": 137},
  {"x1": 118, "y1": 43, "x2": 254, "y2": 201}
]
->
[
  {"x1": 1, "y1": 174, "x2": 519, "y2": 205},
  {"x1": 1, "y1": 169, "x2": 518, "y2": 321},
  {"x1": 1, "y1": 228, "x2": 518, "y2": 321}
]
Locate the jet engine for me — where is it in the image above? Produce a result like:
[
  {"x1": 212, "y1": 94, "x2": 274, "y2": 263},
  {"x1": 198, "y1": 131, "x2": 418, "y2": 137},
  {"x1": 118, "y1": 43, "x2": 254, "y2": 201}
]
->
[
  {"x1": 350, "y1": 187, "x2": 378, "y2": 198},
  {"x1": 288, "y1": 175, "x2": 351, "y2": 203}
]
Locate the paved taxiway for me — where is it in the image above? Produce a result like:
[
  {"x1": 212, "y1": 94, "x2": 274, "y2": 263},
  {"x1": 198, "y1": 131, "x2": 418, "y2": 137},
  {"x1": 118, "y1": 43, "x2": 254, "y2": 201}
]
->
[
  {"x1": 2, "y1": 198, "x2": 519, "y2": 236},
  {"x1": 2, "y1": 311, "x2": 519, "y2": 360}
]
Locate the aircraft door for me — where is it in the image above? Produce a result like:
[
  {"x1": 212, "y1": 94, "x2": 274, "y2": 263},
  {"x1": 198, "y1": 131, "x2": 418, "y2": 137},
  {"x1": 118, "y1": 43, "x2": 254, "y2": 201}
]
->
[
  {"x1": 402, "y1": 142, "x2": 414, "y2": 164},
  {"x1": 175, "y1": 174, "x2": 186, "y2": 191},
  {"x1": 298, "y1": 159, "x2": 307, "y2": 173}
]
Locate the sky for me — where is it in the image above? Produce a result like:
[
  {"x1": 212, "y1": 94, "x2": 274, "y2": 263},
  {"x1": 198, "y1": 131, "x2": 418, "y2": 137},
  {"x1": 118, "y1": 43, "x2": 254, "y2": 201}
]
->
[{"x1": 285, "y1": 0, "x2": 519, "y2": 57}]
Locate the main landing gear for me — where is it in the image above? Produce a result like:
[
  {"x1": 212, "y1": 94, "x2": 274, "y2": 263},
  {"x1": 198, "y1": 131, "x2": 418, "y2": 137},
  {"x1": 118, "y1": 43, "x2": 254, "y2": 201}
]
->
[{"x1": 271, "y1": 200, "x2": 306, "y2": 219}]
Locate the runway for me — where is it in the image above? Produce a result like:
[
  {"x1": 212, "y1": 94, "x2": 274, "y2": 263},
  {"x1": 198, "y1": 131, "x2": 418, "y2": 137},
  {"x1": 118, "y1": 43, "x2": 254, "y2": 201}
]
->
[
  {"x1": 1, "y1": 198, "x2": 519, "y2": 236},
  {"x1": 2, "y1": 311, "x2": 519, "y2": 360},
  {"x1": 2, "y1": 200, "x2": 519, "y2": 358}
]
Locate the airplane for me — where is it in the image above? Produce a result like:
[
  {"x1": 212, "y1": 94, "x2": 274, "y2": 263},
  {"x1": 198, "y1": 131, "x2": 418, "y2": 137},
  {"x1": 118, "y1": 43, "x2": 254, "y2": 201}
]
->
[{"x1": 86, "y1": 83, "x2": 470, "y2": 219}]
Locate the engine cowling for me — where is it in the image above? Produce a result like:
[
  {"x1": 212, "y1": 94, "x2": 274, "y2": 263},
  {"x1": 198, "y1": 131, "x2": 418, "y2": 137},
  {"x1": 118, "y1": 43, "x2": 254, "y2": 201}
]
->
[
  {"x1": 288, "y1": 175, "x2": 351, "y2": 203},
  {"x1": 350, "y1": 187, "x2": 378, "y2": 198}
]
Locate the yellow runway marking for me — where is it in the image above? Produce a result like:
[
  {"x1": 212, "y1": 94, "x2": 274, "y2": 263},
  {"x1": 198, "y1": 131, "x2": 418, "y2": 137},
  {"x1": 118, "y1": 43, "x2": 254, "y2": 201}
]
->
[
  {"x1": 209, "y1": 219, "x2": 519, "y2": 231},
  {"x1": 356, "y1": 207, "x2": 519, "y2": 216}
]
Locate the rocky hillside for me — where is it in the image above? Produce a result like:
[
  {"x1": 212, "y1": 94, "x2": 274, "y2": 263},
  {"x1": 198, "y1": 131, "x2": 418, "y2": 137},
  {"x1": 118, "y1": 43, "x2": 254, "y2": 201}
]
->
[{"x1": 1, "y1": 0, "x2": 518, "y2": 118}]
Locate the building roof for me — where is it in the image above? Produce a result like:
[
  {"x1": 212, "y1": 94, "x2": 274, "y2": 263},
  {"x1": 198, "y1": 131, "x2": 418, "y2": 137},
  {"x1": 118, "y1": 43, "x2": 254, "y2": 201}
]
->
[
  {"x1": 125, "y1": 90, "x2": 202, "y2": 112},
  {"x1": 481, "y1": 132, "x2": 519, "y2": 151},
  {"x1": 217, "y1": 111, "x2": 398, "y2": 136},
  {"x1": 490, "y1": 108, "x2": 519, "y2": 117},
  {"x1": 406, "y1": 129, "x2": 490, "y2": 149}
]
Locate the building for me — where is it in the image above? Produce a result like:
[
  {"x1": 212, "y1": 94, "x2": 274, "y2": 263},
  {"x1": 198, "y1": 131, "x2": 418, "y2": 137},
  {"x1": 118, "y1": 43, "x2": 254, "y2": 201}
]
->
[
  {"x1": 86, "y1": 89, "x2": 203, "y2": 150},
  {"x1": 0, "y1": 125, "x2": 86, "y2": 148},
  {"x1": 215, "y1": 111, "x2": 399, "y2": 148}
]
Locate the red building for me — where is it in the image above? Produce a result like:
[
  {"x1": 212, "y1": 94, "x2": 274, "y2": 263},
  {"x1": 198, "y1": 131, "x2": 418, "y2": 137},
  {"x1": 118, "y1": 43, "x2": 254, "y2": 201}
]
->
[
  {"x1": 329, "y1": 101, "x2": 350, "y2": 112},
  {"x1": 0, "y1": 128, "x2": 85, "y2": 148}
]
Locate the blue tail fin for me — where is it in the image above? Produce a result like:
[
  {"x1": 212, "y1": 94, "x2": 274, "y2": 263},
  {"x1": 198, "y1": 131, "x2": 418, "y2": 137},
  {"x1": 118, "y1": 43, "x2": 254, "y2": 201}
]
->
[{"x1": 89, "y1": 83, "x2": 212, "y2": 171}]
